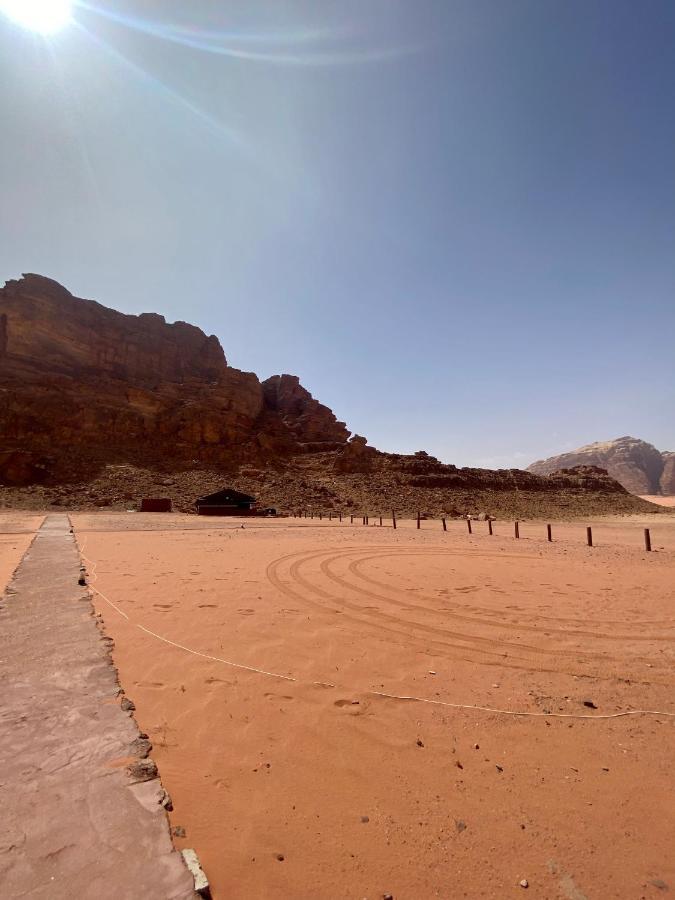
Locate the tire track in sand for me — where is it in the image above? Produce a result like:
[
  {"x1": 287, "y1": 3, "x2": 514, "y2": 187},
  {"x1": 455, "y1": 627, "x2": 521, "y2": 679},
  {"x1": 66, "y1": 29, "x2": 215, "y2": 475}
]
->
[{"x1": 266, "y1": 547, "x2": 668, "y2": 676}]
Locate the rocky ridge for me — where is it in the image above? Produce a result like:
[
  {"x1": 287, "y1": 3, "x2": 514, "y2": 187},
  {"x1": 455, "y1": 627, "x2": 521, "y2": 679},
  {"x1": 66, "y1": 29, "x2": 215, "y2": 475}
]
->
[
  {"x1": 0, "y1": 274, "x2": 348, "y2": 482},
  {"x1": 528, "y1": 437, "x2": 675, "y2": 496},
  {"x1": 0, "y1": 274, "x2": 663, "y2": 518}
]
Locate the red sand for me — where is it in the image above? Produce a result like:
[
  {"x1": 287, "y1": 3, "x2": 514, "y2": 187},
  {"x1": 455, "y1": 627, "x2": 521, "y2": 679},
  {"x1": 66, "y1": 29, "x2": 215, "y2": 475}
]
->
[
  {"x1": 73, "y1": 513, "x2": 675, "y2": 899},
  {"x1": 640, "y1": 495, "x2": 675, "y2": 508},
  {"x1": 0, "y1": 512, "x2": 43, "y2": 593}
]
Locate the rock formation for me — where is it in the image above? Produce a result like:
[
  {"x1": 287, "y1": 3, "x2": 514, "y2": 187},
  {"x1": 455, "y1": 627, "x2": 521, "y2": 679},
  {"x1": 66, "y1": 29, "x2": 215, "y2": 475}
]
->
[
  {"x1": 262, "y1": 374, "x2": 350, "y2": 449},
  {"x1": 0, "y1": 274, "x2": 662, "y2": 517},
  {"x1": 659, "y1": 453, "x2": 675, "y2": 495},
  {"x1": 0, "y1": 274, "x2": 350, "y2": 481},
  {"x1": 528, "y1": 437, "x2": 675, "y2": 495},
  {"x1": 333, "y1": 435, "x2": 377, "y2": 473}
]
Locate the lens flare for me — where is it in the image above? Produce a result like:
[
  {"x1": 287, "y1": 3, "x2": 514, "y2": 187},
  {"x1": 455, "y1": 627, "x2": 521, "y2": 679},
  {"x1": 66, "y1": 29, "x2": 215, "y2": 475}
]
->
[{"x1": 0, "y1": 0, "x2": 73, "y2": 35}]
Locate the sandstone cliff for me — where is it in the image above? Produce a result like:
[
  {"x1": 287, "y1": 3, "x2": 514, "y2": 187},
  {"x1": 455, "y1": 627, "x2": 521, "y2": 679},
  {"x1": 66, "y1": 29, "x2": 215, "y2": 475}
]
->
[
  {"x1": 0, "y1": 274, "x2": 662, "y2": 518},
  {"x1": 660, "y1": 453, "x2": 675, "y2": 495},
  {"x1": 528, "y1": 437, "x2": 675, "y2": 495},
  {"x1": 0, "y1": 274, "x2": 349, "y2": 483},
  {"x1": 262, "y1": 374, "x2": 349, "y2": 449}
]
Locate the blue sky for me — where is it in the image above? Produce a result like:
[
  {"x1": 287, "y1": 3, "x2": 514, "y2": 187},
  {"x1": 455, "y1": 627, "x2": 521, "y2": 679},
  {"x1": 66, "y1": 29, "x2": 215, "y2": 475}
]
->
[{"x1": 1, "y1": 0, "x2": 674, "y2": 466}]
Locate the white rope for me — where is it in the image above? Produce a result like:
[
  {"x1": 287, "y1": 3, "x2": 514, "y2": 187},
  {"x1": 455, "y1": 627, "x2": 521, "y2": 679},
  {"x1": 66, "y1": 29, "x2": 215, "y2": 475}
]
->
[
  {"x1": 73, "y1": 527, "x2": 675, "y2": 722},
  {"x1": 78, "y1": 536, "x2": 129, "y2": 620},
  {"x1": 366, "y1": 690, "x2": 675, "y2": 719},
  {"x1": 135, "y1": 623, "x2": 295, "y2": 682}
]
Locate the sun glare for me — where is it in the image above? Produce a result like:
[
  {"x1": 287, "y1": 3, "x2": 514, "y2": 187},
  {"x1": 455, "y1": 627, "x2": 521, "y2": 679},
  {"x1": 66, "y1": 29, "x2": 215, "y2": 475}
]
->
[{"x1": 0, "y1": 0, "x2": 73, "y2": 34}]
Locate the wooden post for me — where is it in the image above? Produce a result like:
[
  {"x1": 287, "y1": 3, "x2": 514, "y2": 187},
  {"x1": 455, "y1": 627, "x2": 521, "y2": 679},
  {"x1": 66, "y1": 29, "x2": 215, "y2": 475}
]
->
[
  {"x1": 417, "y1": 511, "x2": 421, "y2": 529},
  {"x1": 644, "y1": 528, "x2": 652, "y2": 552},
  {"x1": 379, "y1": 515, "x2": 383, "y2": 527},
  {"x1": 586, "y1": 526, "x2": 593, "y2": 547},
  {"x1": 350, "y1": 514, "x2": 353, "y2": 524},
  {"x1": 466, "y1": 518, "x2": 472, "y2": 535},
  {"x1": 488, "y1": 519, "x2": 493, "y2": 536},
  {"x1": 392, "y1": 510, "x2": 397, "y2": 530},
  {"x1": 366, "y1": 514, "x2": 369, "y2": 525},
  {"x1": 329, "y1": 511, "x2": 332, "y2": 521},
  {"x1": 339, "y1": 512, "x2": 342, "y2": 523},
  {"x1": 442, "y1": 517, "x2": 447, "y2": 531},
  {"x1": 319, "y1": 512, "x2": 322, "y2": 521},
  {"x1": 547, "y1": 523, "x2": 552, "y2": 542},
  {"x1": 514, "y1": 521, "x2": 519, "y2": 539}
]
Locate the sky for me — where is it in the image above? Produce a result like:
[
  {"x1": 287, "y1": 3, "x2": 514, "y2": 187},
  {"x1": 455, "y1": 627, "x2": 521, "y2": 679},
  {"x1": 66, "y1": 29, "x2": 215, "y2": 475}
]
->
[{"x1": 1, "y1": 0, "x2": 674, "y2": 467}]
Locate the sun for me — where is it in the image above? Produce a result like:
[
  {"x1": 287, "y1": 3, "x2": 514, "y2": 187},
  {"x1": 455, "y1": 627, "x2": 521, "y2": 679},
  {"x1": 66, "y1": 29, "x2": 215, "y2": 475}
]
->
[{"x1": 0, "y1": 0, "x2": 73, "y2": 34}]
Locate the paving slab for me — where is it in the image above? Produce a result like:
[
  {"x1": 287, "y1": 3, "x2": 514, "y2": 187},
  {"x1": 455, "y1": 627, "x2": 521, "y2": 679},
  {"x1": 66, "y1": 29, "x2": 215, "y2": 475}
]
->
[{"x1": 0, "y1": 515, "x2": 195, "y2": 899}]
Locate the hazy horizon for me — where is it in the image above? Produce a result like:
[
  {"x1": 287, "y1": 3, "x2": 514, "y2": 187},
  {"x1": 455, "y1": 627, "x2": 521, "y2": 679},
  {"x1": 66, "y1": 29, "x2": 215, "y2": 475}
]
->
[{"x1": 2, "y1": 1, "x2": 674, "y2": 467}]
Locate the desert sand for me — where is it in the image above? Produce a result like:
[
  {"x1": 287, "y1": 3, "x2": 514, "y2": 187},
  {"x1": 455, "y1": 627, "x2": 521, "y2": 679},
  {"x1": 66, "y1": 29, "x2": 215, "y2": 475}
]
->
[
  {"x1": 640, "y1": 495, "x2": 675, "y2": 508},
  {"x1": 72, "y1": 512, "x2": 675, "y2": 899},
  {"x1": 0, "y1": 512, "x2": 43, "y2": 593}
]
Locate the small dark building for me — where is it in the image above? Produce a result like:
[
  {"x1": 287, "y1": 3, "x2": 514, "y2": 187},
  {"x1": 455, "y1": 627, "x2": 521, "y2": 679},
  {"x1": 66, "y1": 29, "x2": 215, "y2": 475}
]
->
[
  {"x1": 140, "y1": 498, "x2": 172, "y2": 513},
  {"x1": 196, "y1": 489, "x2": 257, "y2": 516}
]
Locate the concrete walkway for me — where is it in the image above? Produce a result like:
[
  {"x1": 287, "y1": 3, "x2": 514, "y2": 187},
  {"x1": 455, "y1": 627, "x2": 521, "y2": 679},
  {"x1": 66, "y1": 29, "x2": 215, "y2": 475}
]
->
[{"x1": 0, "y1": 515, "x2": 195, "y2": 899}]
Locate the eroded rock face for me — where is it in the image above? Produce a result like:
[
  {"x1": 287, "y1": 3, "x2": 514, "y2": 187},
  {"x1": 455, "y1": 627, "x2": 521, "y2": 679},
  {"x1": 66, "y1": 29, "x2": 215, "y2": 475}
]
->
[
  {"x1": 262, "y1": 374, "x2": 350, "y2": 448},
  {"x1": 2, "y1": 274, "x2": 227, "y2": 384},
  {"x1": 0, "y1": 450, "x2": 51, "y2": 486},
  {"x1": 333, "y1": 435, "x2": 377, "y2": 473},
  {"x1": 0, "y1": 275, "x2": 351, "y2": 480},
  {"x1": 660, "y1": 453, "x2": 675, "y2": 495},
  {"x1": 528, "y1": 437, "x2": 674, "y2": 495}
]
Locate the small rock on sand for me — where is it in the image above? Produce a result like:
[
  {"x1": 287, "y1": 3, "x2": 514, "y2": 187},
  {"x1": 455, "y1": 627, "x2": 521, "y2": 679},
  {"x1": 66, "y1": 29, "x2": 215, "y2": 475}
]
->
[{"x1": 127, "y1": 758, "x2": 158, "y2": 782}]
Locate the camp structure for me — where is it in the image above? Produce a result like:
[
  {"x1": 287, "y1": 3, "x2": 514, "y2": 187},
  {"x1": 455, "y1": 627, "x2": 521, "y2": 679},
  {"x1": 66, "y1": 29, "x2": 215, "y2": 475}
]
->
[
  {"x1": 195, "y1": 488, "x2": 257, "y2": 516},
  {"x1": 140, "y1": 498, "x2": 172, "y2": 512}
]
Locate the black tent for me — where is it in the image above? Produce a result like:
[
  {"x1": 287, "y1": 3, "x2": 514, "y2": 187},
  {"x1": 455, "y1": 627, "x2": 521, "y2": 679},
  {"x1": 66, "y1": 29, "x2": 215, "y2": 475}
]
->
[{"x1": 195, "y1": 489, "x2": 257, "y2": 516}]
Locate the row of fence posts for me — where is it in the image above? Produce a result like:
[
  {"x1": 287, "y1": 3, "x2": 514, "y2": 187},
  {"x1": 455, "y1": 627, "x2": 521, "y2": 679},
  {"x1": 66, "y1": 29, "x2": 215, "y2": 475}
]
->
[{"x1": 293, "y1": 510, "x2": 654, "y2": 551}]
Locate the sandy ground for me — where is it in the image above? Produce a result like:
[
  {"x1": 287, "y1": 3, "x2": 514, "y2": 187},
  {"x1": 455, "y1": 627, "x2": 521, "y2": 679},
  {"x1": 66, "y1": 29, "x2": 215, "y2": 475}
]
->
[
  {"x1": 640, "y1": 495, "x2": 675, "y2": 508},
  {"x1": 72, "y1": 512, "x2": 675, "y2": 900},
  {"x1": 0, "y1": 512, "x2": 43, "y2": 593}
]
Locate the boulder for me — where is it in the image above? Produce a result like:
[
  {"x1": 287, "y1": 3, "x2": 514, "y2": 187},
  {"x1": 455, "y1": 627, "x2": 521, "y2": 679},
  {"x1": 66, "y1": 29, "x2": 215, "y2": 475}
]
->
[{"x1": 333, "y1": 435, "x2": 377, "y2": 473}]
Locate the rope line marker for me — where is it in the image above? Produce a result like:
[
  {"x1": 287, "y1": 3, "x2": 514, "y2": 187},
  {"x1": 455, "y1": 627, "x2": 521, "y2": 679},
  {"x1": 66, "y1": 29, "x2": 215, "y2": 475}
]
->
[{"x1": 135, "y1": 623, "x2": 296, "y2": 682}]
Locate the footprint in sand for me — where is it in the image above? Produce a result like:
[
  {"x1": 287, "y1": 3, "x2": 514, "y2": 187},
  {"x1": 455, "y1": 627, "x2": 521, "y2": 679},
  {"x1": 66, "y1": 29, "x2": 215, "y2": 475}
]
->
[
  {"x1": 238, "y1": 608, "x2": 255, "y2": 615},
  {"x1": 153, "y1": 603, "x2": 172, "y2": 610},
  {"x1": 198, "y1": 603, "x2": 217, "y2": 608}
]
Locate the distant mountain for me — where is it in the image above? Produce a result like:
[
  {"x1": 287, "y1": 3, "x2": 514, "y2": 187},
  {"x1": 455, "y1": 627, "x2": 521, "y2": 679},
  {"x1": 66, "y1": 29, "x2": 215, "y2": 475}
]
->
[{"x1": 528, "y1": 437, "x2": 675, "y2": 495}]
